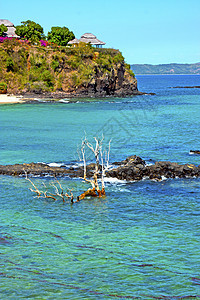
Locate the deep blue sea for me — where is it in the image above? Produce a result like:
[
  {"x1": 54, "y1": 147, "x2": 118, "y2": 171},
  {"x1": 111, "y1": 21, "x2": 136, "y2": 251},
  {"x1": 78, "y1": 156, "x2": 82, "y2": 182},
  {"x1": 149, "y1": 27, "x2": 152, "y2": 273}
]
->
[{"x1": 0, "y1": 75, "x2": 200, "y2": 299}]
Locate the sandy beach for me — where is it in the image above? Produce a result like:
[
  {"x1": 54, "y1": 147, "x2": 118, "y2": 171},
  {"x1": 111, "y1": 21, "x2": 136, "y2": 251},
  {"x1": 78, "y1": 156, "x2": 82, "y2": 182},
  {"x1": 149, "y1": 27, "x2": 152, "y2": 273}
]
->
[{"x1": 0, "y1": 94, "x2": 25, "y2": 104}]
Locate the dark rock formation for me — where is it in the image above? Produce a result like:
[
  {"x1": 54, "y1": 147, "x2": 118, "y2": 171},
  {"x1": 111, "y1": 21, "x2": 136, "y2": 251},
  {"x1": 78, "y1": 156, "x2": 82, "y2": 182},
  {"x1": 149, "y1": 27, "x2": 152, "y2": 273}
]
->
[
  {"x1": 171, "y1": 86, "x2": 200, "y2": 89},
  {"x1": 0, "y1": 155, "x2": 200, "y2": 182},
  {"x1": 0, "y1": 162, "x2": 93, "y2": 178},
  {"x1": 107, "y1": 156, "x2": 200, "y2": 181},
  {"x1": 22, "y1": 63, "x2": 145, "y2": 99},
  {"x1": 190, "y1": 150, "x2": 200, "y2": 155}
]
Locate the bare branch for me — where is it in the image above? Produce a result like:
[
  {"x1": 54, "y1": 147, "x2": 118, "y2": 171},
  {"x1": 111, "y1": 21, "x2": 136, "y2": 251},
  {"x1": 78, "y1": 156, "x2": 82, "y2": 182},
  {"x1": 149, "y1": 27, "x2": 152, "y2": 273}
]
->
[
  {"x1": 65, "y1": 188, "x2": 74, "y2": 203},
  {"x1": 80, "y1": 138, "x2": 87, "y2": 179},
  {"x1": 50, "y1": 182, "x2": 65, "y2": 202},
  {"x1": 43, "y1": 191, "x2": 57, "y2": 201},
  {"x1": 24, "y1": 170, "x2": 43, "y2": 197}
]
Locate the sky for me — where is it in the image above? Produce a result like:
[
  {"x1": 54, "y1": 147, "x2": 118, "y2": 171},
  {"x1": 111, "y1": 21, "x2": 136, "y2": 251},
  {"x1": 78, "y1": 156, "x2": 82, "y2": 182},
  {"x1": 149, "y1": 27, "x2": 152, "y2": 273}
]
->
[{"x1": 1, "y1": 0, "x2": 199, "y2": 64}]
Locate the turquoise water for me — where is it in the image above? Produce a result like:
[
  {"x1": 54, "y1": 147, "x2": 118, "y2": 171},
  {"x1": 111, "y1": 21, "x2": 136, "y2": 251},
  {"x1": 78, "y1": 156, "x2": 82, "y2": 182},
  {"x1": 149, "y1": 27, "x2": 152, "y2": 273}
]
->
[{"x1": 0, "y1": 75, "x2": 200, "y2": 299}]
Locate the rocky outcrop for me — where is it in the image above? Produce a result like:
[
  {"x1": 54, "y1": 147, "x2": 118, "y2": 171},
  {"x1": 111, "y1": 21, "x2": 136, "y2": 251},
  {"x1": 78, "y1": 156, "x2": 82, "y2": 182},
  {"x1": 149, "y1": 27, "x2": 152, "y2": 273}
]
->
[
  {"x1": 0, "y1": 162, "x2": 94, "y2": 178},
  {"x1": 107, "y1": 155, "x2": 200, "y2": 181},
  {"x1": 190, "y1": 150, "x2": 200, "y2": 155},
  {"x1": 72, "y1": 63, "x2": 140, "y2": 97},
  {"x1": 22, "y1": 63, "x2": 142, "y2": 99},
  {"x1": 0, "y1": 155, "x2": 200, "y2": 181}
]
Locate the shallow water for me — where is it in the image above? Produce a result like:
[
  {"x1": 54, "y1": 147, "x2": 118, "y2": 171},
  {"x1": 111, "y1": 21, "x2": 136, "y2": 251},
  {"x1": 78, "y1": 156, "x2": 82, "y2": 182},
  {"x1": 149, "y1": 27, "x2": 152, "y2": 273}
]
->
[{"x1": 0, "y1": 75, "x2": 200, "y2": 299}]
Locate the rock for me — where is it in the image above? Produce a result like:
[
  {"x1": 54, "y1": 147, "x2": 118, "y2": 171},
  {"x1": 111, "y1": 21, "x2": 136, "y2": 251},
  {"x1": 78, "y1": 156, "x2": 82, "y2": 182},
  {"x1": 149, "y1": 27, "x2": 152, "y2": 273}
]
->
[
  {"x1": 106, "y1": 156, "x2": 200, "y2": 181},
  {"x1": 190, "y1": 150, "x2": 200, "y2": 155},
  {"x1": 0, "y1": 155, "x2": 200, "y2": 182},
  {"x1": 122, "y1": 155, "x2": 146, "y2": 166},
  {"x1": 172, "y1": 86, "x2": 200, "y2": 89}
]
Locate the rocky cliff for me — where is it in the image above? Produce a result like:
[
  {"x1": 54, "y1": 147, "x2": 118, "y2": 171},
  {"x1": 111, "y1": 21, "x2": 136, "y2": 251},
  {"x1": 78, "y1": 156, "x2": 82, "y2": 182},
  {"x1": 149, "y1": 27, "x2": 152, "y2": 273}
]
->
[{"x1": 0, "y1": 39, "x2": 139, "y2": 97}]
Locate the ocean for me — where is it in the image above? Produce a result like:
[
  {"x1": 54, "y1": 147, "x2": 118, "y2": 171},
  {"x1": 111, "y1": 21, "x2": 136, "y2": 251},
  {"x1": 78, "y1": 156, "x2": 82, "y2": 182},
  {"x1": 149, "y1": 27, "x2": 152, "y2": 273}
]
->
[{"x1": 0, "y1": 75, "x2": 200, "y2": 299}]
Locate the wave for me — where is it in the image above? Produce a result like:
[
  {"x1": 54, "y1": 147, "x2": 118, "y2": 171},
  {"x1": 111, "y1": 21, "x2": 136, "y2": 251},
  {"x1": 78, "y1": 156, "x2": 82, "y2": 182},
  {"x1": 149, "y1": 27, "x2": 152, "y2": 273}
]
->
[
  {"x1": 46, "y1": 161, "x2": 84, "y2": 169},
  {"x1": 59, "y1": 100, "x2": 70, "y2": 103},
  {"x1": 47, "y1": 162, "x2": 65, "y2": 168},
  {"x1": 103, "y1": 177, "x2": 127, "y2": 184}
]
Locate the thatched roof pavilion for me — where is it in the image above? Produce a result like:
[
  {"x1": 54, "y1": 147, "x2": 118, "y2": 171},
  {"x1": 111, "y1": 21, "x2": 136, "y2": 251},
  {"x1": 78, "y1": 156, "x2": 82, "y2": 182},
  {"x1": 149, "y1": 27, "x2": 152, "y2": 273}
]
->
[
  {"x1": 0, "y1": 19, "x2": 19, "y2": 38},
  {"x1": 68, "y1": 38, "x2": 80, "y2": 45},
  {"x1": 69, "y1": 33, "x2": 106, "y2": 48}
]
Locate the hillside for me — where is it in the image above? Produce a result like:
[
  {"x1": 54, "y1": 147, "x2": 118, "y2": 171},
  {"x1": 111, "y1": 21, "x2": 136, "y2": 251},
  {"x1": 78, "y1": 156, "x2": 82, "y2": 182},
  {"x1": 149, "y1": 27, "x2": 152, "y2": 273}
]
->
[
  {"x1": 0, "y1": 39, "x2": 138, "y2": 97},
  {"x1": 131, "y1": 63, "x2": 200, "y2": 75}
]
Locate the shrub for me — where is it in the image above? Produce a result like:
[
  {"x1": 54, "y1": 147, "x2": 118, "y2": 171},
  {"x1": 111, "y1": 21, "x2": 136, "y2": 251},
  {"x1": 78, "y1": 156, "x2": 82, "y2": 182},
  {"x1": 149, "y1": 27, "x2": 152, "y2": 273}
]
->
[
  {"x1": 0, "y1": 37, "x2": 12, "y2": 43},
  {"x1": 71, "y1": 72, "x2": 81, "y2": 87},
  {"x1": 41, "y1": 70, "x2": 54, "y2": 87},
  {"x1": 40, "y1": 40, "x2": 48, "y2": 47},
  {"x1": 129, "y1": 69, "x2": 135, "y2": 77},
  {"x1": 0, "y1": 24, "x2": 8, "y2": 37},
  {"x1": 29, "y1": 81, "x2": 49, "y2": 93},
  {"x1": 29, "y1": 69, "x2": 41, "y2": 82},
  {"x1": 6, "y1": 57, "x2": 14, "y2": 72},
  {"x1": 0, "y1": 82, "x2": 7, "y2": 90},
  {"x1": 51, "y1": 60, "x2": 59, "y2": 71},
  {"x1": 125, "y1": 63, "x2": 135, "y2": 77}
]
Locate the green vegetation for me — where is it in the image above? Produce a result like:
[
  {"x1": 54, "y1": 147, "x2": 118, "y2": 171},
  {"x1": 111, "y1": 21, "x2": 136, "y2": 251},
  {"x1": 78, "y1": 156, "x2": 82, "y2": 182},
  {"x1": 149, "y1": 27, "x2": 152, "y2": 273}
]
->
[
  {"x1": 0, "y1": 82, "x2": 7, "y2": 91},
  {"x1": 125, "y1": 63, "x2": 135, "y2": 77},
  {"x1": 47, "y1": 26, "x2": 75, "y2": 46},
  {"x1": 131, "y1": 63, "x2": 200, "y2": 75},
  {"x1": 6, "y1": 57, "x2": 14, "y2": 71},
  {"x1": 15, "y1": 20, "x2": 44, "y2": 43},
  {"x1": 0, "y1": 24, "x2": 8, "y2": 37},
  {"x1": 0, "y1": 39, "x2": 134, "y2": 94}
]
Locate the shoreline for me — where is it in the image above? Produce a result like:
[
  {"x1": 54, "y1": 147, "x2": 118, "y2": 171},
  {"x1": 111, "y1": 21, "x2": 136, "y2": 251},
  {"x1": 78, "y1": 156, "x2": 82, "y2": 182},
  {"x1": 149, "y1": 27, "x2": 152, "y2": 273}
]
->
[
  {"x1": 0, "y1": 90, "x2": 154, "y2": 104},
  {"x1": 0, "y1": 94, "x2": 25, "y2": 104}
]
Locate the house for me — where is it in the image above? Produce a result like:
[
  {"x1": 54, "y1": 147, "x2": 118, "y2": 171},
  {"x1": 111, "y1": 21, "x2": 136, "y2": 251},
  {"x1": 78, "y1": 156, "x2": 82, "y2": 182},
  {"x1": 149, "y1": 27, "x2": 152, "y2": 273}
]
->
[
  {"x1": 68, "y1": 33, "x2": 106, "y2": 48},
  {"x1": 0, "y1": 19, "x2": 19, "y2": 38},
  {"x1": 68, "y1": 38, "x2": 80, "y2": 45}
]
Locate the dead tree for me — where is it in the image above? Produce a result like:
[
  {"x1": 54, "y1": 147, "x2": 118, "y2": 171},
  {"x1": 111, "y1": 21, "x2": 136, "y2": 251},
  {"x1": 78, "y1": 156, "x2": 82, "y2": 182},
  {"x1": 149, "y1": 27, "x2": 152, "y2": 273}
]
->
[
  {"x1": 25, "y1": 136, "x2": 111, "y2": 204},
  {"x1": 25, "y1": 171, "x2": 74, "y2": 203},
  {"x1": 100, "y1": 138, "x2": 112, "y2": 194},
  {"x1": 77, "y1": 135, "x2": 111, "y2": 201}
]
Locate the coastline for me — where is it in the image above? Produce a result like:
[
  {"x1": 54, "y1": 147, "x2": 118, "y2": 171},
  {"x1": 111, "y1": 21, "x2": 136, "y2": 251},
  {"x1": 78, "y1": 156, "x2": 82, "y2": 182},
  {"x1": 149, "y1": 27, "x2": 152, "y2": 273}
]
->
[
  {"x1": 0, "y1": 90, "x2": 152, "y2": 104},
  {"x1": 0, "y1": 94, "x2": 25, "y2": 104}
]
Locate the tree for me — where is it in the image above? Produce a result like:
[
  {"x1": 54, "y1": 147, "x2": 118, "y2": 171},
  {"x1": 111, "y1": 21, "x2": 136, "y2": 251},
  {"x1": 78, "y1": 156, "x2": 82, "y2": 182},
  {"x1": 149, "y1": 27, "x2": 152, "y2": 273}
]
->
[
  {"x1": 26, "y1": 136, "x2": 111, "y2": 204},
  {"x1": 0, "y1": 24, "x2": 8, "y2": 37},
  {"x1": 47, "y1": 26, "x2": 75, "y2": 46},
  {"x1": 15, "y1": 20, "x2": 44, "y2": 43},
  {"x1": 77, "y1": 135, "x2": 111, "y2": 201}
]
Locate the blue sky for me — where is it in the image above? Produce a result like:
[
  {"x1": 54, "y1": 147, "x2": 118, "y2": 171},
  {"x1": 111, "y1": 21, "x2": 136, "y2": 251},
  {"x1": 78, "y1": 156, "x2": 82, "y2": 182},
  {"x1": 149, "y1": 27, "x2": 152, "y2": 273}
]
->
[{"x1": 1, "y1": 0, "x2": 199, "y2": 64}]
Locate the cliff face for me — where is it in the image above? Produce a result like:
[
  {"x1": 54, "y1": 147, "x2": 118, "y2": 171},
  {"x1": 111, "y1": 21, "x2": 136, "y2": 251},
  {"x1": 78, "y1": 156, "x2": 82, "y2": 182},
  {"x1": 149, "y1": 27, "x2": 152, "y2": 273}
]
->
[
  {"x1": 75, "y1": 63, "x2": 138, "y2": 97},
  {"x1": 0, "y1": 39, "x2": 138, "y2": 97}
]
